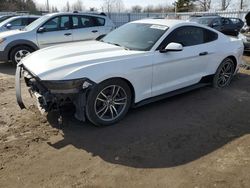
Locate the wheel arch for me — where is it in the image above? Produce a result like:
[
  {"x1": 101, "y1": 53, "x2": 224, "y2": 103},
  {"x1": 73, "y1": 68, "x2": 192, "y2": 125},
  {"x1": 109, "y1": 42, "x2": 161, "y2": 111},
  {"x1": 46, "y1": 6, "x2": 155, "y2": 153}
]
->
[
  {"x1": 96, "y1": 77, "x2": 136, "y2": 105},
  {"x1": 6, "y1": 40, "x2": 39, "y2": 60},
  {"x1": 225, "y1": 55, "x2": 237, "y2": 71}
]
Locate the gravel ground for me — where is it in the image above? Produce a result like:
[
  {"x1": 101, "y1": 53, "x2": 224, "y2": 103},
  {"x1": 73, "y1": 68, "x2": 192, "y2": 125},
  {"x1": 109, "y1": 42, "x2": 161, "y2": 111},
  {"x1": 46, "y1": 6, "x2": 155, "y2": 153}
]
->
[{"x1": 0, "y1": 56, "x2": 250, "y2": 188}]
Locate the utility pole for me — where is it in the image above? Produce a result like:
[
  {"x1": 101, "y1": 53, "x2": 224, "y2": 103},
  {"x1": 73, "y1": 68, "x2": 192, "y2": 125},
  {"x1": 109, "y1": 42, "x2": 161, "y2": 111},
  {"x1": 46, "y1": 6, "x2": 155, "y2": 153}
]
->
[
  {"x1": 46, "y1": 0, "x2": 50, "y2": 12},
  {"x1": 240, "y1": 0, "x2": 243, "y2": 10}
]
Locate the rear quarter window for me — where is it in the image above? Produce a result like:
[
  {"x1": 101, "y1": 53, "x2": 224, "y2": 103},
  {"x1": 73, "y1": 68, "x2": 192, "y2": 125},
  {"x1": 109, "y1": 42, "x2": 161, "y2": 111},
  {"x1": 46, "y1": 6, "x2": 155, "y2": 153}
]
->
[{"x1": 204, "y1": 29, "x2": 218, "y2": 42}]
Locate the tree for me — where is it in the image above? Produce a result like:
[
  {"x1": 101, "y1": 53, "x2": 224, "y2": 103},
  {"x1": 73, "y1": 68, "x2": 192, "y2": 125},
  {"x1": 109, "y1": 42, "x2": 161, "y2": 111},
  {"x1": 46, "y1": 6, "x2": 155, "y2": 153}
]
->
[
  {"x1": 131, "y1": 5, "x2": 142, "y2": 13},
  {"x1": 51, "y1": 6, "x2": 59, "y2": 12},
  {"x1": 0, "y1": 0, "x2": 38, "y2": 12},
  {"x1": 143, "y1": 5, "x2": 154, "y2": 13},
  {"x1": 221, "y1": 0, "x2": 231, "y2": 10},
  {"x1": 195, "y1": 0, "x2": 211, "y2": 11},
  {"x1": 114, "y1": 0, "x2": 125, "y2": 13},
  {"x1": 176, "y1": 0, "x2": 195, "y2": 12},
  {"x1": 102, "y1": 0, "x2": 124, "y2": 13},
  {"x1": 63, "y1": 1, "x2": 71, "y2": 12},
  {"x1": 72, "y1": 0, "x2": 84, "y2": 11}
]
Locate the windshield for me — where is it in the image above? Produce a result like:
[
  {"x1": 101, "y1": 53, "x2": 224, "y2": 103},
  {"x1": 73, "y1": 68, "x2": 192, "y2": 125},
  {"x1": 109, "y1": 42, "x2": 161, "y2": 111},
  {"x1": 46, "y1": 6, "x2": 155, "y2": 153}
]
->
[
  {"x1": 190, "y1": 17, "x2": 214, "y2": 25},
  {"x1": 24, "y1": 15, "x2": 50, "y2": 31},
  {"x1": 101, "y1": 23, "x2": 168, "y2": 51},
  {"x1": 0, "y1": 16, "x2": 13, "y2": 23}
]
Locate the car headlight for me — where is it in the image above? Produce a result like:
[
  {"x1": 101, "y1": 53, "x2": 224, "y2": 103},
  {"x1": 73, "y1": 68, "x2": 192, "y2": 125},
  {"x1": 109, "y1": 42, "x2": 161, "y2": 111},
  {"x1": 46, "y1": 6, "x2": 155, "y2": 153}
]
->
[
  {"x1": 0, "y1": 38, "x2": 5, "y2": 44},
  {"x1": 41, "y1": 78, "x2": 94, "y2": 93}
]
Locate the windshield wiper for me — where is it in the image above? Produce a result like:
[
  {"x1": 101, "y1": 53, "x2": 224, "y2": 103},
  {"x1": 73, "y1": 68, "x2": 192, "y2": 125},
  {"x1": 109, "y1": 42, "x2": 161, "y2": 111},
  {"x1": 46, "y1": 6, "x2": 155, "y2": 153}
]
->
[{"x1": 106, "y1": 42, "x2": 130, "y2": 50}]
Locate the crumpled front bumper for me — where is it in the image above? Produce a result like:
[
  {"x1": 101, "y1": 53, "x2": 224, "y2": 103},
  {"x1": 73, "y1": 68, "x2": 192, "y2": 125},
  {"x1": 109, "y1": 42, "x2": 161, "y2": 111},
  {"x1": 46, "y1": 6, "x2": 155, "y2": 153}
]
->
[
  {"x1": 15, "y1": 63, "x2": 26, "y2": 109},
  {"x1": 15, "y1": 64, "x2": 92, "y2": 122}
]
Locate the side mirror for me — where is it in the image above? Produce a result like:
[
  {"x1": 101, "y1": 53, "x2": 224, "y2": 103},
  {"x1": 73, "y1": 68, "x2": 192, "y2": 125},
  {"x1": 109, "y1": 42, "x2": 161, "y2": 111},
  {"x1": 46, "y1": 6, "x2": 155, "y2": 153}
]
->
[
  {"x1": 5, "y1": 23, "x2": 12, "y2": 29},
  {"x1": 37, "y1": 27, "x2": 46, "y2": 33},
  {"x1": 160, "y1": 42, "x2": 183, "y2": 53}
]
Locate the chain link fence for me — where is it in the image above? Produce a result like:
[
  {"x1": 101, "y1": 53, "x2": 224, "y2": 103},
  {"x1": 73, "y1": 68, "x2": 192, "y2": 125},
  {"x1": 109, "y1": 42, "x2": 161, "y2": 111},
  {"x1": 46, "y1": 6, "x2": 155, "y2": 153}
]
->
[
  {"x1": 1, "y1": 10, "x2": 249, "y2": 27},
  {"x1": 107, "y1": 10, "x2": 250, "y2": 27}
]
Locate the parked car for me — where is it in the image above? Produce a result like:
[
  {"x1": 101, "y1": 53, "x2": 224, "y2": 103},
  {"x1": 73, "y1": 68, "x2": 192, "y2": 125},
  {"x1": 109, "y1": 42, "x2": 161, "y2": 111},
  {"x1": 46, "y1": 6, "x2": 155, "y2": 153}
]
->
[
  {"x1": 0, "y1": 12, "x2": 115, "y2": 64},
  {"x1": 16, "y1": 19, "x2": 244, "y2": 126},
  {"x1": 239, "y1": 25, "x2": 250, "y2": 52},
  {"x1": 0, "y1": 15, "x2": 39, "y2": 32},
  {"x1": 0, "y1": 15, "x2": 17, "y2": 23},
  {"x1": 189, "y1": 15, "x2": 244, "y2": 36}
]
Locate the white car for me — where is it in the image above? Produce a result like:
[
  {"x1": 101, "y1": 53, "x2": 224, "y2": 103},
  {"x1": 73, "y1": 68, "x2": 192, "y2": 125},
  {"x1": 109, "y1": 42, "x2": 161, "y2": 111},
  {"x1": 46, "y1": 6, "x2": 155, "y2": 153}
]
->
[{"x1": 16, "y1": 19, "x2": 244, "y2": 126}]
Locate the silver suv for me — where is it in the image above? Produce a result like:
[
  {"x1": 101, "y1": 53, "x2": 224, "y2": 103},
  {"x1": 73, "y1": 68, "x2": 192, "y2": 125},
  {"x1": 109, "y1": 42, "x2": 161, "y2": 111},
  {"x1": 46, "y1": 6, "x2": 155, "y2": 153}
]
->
[{"x1": 0, "y1": 12, "x2": 115, "y2": 64}]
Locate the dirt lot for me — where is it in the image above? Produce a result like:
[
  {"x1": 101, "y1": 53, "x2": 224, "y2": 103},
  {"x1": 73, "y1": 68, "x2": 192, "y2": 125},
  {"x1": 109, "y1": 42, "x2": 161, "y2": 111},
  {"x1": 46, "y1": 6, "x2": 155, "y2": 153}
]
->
[{"x1": 1, "y1": 56, "x2": 250, "y2": 188}]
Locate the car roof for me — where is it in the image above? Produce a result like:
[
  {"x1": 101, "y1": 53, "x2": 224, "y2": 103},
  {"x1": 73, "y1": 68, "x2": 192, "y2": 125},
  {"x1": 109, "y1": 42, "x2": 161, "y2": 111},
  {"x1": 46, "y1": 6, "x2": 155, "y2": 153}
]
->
[
  {"x1": 45, "y1": 12, "x2": 107, "y2": 18},
  {"x1": 132, "y1": 19, "x2": 189, "y2": 27}
]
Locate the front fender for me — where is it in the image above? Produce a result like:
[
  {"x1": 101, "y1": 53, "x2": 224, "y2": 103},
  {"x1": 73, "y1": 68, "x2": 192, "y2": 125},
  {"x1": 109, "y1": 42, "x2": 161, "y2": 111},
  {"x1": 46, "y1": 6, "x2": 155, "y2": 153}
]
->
[{"x1": 5, "y1": 39, "x2": 39, "y2": 59}]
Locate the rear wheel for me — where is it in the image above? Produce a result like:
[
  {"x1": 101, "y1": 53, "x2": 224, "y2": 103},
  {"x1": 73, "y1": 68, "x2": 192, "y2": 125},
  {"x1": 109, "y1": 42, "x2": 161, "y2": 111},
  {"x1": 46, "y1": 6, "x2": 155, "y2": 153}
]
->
[
  {"x1": 86, "y1": 79, "x2": 131, "y2": 126},
  {"x1": 213, "y1": 58, "x2": 235, "y2": 88},
  {"x1": 10, "y1": 46, "x2": 34, "y2": 65}
]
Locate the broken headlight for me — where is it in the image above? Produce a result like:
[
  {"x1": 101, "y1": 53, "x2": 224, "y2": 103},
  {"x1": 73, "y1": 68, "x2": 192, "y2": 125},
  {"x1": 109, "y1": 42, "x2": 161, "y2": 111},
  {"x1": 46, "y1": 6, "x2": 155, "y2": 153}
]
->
[{"x1": 41, "y1": 78, "x2": 93, "y2": 94}]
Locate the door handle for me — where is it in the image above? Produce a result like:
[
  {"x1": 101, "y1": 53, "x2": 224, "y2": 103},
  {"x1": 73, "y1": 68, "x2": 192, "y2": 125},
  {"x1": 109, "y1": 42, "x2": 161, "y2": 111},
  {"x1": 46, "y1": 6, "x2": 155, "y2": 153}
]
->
[
  {"x1": 64, "y1": 33, "x2": 72, "y2": 36},
  {"x1": 92, "y1": 30, "x2": 98, "y2": 33},
  {"x1": 199, "y1": 52, "x2": 208, "y2": 56}
]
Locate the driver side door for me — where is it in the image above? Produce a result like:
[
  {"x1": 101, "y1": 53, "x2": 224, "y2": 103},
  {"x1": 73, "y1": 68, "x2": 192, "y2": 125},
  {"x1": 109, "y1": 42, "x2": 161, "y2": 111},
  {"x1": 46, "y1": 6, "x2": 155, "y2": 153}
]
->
[
  {"x1": 152, "y1": 26, "x2": 215, "y2": 97},
  {"x1": 37, "y1": 16, "x2": 73, "y2": 48}
]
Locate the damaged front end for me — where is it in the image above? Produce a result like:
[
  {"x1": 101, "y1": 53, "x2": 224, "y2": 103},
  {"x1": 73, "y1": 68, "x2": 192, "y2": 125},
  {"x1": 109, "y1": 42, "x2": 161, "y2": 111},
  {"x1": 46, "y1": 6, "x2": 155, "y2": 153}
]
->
[{"x1": 15, "y1": 63, "x2": 95, "y2": 122}]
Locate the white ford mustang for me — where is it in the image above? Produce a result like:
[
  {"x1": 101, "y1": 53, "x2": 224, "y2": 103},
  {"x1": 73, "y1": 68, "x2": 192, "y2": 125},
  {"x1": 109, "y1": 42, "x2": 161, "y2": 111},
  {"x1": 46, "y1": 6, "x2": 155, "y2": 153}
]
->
[{"x1": 16, "y1": 19, "x2": 244, "y2": 126}]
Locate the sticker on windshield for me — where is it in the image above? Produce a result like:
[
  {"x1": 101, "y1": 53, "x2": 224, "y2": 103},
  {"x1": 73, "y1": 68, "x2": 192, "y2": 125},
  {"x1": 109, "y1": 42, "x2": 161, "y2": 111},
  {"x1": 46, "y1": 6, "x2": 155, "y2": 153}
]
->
[{"x1": 150, "y1": 25, "x2": 168, "y2": 30}]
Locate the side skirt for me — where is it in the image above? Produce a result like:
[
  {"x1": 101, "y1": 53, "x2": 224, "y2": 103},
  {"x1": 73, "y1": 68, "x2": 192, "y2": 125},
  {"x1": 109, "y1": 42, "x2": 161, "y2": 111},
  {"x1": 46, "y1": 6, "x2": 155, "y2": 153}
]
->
[{"x1": 133, "y1": 75, "x2": 214, "y2": 108}]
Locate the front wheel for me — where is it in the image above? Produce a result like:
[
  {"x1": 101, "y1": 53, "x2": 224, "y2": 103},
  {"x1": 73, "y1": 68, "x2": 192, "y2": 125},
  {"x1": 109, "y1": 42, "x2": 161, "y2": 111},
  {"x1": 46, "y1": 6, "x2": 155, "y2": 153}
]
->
[
  {"x1": 86, "y1": 79, "x2": 132, "y2": 126},
  {"x1": 213, "y1": 58, "x2": 235, "y2": 88},
  {"x1": 10, "y1": 46, "x2": 34, "y2": 65}
]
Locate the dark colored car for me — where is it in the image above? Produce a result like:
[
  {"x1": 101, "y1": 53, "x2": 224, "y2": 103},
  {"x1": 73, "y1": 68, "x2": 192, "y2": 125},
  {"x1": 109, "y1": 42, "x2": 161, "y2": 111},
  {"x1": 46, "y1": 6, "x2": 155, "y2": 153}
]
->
[{"x1": 189, "y1": 15, "x2": 244, "y2": 36}]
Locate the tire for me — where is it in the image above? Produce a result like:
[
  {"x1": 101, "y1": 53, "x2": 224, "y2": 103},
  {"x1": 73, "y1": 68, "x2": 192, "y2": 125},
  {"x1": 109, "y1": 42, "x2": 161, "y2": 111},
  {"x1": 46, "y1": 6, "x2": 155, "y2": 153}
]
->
[
  {"x1": 86, "y1": 79, "x2": 132, "y2": 126},
  {"x1": 10, "y1": 46, "x2": 34, "y2": 65},
  {"x1": 213, "y1": 58, "x2": 235, "y2": 88}
]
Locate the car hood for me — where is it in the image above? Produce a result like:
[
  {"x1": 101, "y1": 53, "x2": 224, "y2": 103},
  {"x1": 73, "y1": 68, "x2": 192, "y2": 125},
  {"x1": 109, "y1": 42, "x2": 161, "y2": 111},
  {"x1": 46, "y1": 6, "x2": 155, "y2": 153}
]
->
[
  {"x1": 22, "y1": 40, "x2": 145, "y2": 80},
  {"x1": 0, "y1": 29, "x2": 27, "y2": 38}
]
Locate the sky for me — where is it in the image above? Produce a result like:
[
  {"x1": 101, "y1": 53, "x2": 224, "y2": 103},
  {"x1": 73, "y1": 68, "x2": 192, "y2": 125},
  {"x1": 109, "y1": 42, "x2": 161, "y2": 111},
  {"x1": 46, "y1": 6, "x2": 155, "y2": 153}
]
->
[
  {"x1": 35, "y1": 0, "x2": 175, "y2": 11},
  {"x1": 34, "y1": 0, "x2": 245, "y2": 11}
]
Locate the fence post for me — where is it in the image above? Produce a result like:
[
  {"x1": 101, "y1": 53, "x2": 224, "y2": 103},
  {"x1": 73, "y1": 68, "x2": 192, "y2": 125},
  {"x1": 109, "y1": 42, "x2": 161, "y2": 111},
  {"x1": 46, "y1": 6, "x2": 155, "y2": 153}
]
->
[{"x1": 128, "y1": 13, "x2": 131, "y2": 22}]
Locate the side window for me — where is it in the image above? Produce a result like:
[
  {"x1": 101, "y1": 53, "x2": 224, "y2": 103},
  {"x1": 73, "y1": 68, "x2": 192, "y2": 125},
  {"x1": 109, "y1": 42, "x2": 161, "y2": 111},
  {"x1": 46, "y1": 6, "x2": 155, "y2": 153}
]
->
[
  {"x1": 42, "y1": 16, "x2": 70, "y2": 32},
  {"x1": 94, "y1": 17, "x2": 105, "y2": 26},
  {"x1": 158, "y1": 26, "x2": 218, "y2": 50},
  {"x1": 80, "y1": 16, "x2": 95, "y2": 28},
  {"x1": 72, "y1": 15, "x2": 105, "y2": 29},
  {"x1": 222, "y1": 18, "x2": 231, "y2": 25},
  {"x1": 212, "y1": 18, "x2": 221, "y2": 25},
  {"x1": 42, "y1": 17, "x2": 60, "y2": 31},
  {"x1": 165, "y1": 26, "x2": 204, "y2": 47},
  {"x1": 28, "y1": 18, "x2": 38, "y2": 25},
  {"x1": 204, "y1": 29, "x2": 218, "y2": 42},
  {"x1": 60, "y1": 16, "x2": 70, "y2": 30},
  {"x1": 72, "y1": 16, "x2": 81, "y2": 29},
  {"x1": 21, "y1": 18, "x2": 29, "y2": 26},
  {"x1": 9, "y1": 18, "x2": 22, "y2": 26}
]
